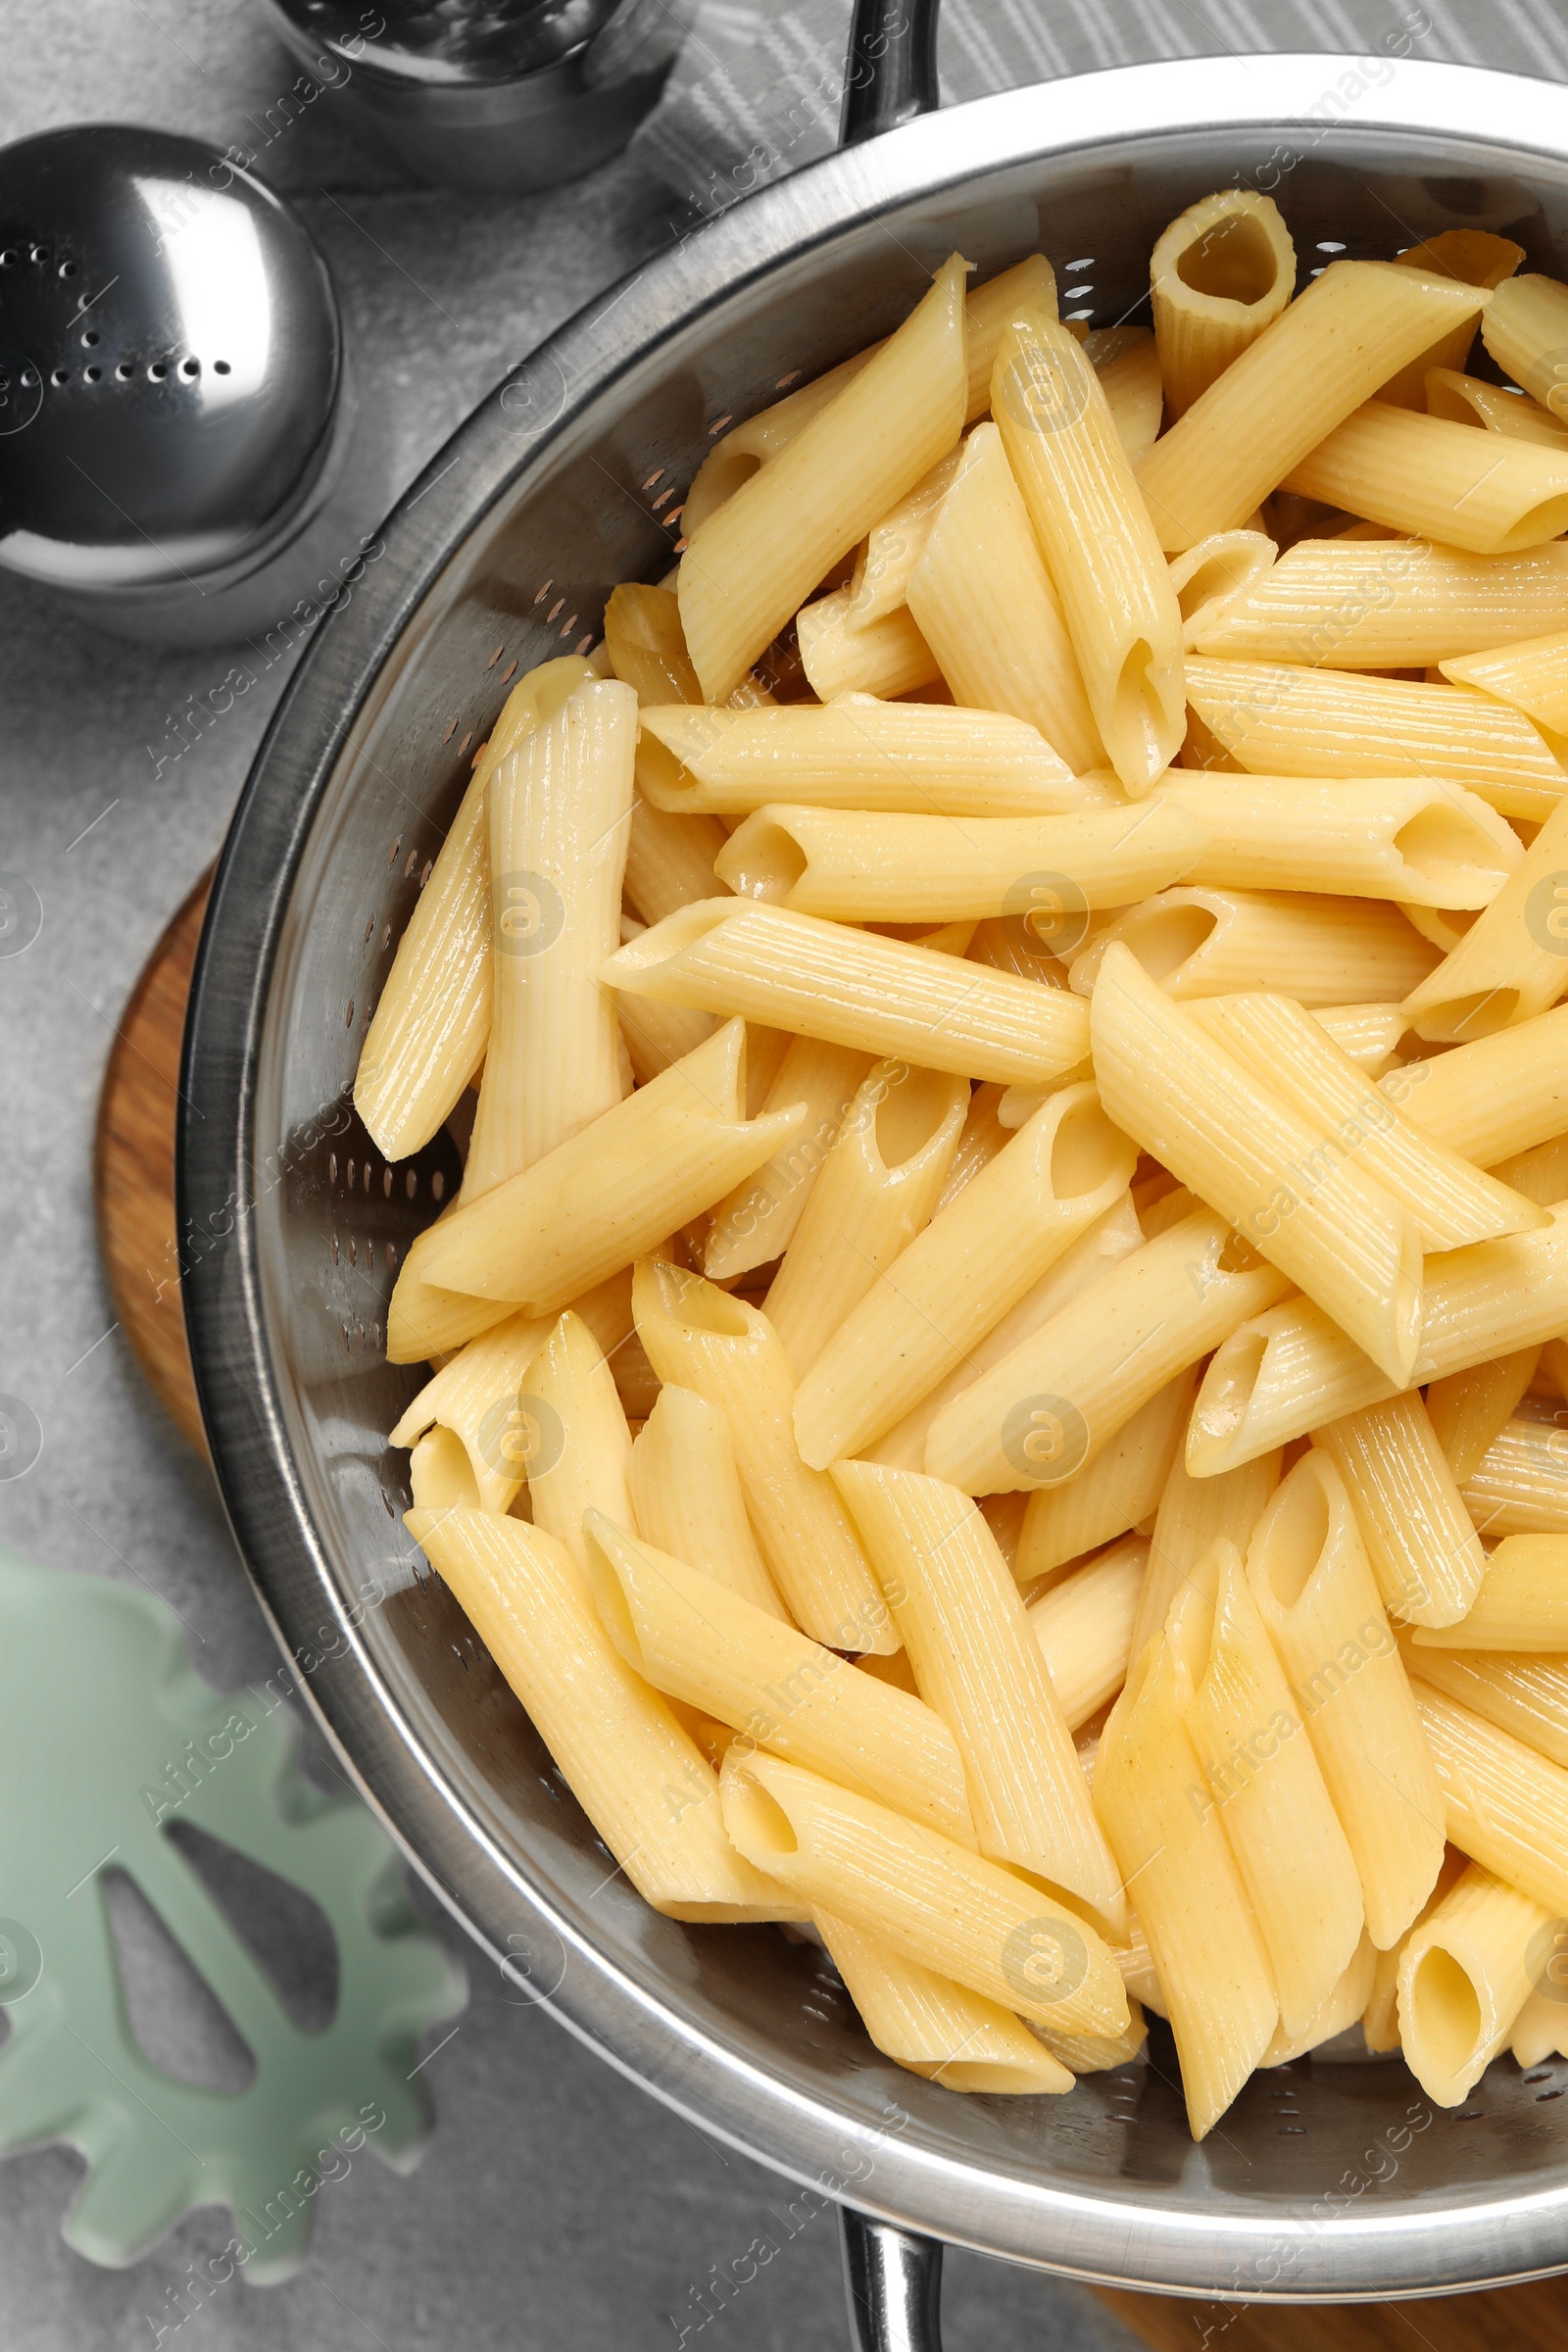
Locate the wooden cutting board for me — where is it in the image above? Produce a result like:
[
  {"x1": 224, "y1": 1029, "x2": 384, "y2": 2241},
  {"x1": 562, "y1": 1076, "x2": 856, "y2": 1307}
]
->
[{"x1": 93, "y1": 891, "x2": 1568, "y2": 2349}]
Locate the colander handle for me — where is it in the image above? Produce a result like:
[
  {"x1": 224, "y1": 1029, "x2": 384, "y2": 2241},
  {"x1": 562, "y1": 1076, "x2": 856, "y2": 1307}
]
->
[
  {"x1": 840, "y1": 0, "x2": 943, "y2": 145},
  {"x1": 841, "y1": 2208, "x2": 945, "y2": 2352}
]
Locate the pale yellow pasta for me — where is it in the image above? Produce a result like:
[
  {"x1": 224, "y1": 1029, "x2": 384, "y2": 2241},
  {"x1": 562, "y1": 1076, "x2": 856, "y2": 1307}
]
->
[
  {"x1": 1136, "y1": 260, "x2": 1489, "y2": 552},
  {"x1": 834, "y1": 1462, "x2": 1126, "y2": 1932},
  {"x1": 1413, "y1": 1679, "x2": 1568, "y2": 1915},
  {"x1": 399, "y1": 1021, "x2": 803, "y2": 1316},
  {"x1": 516, "y1": 1310, "x2": 634, "y2": 1572},
  {"x1": 1150, "y1": 188, "x2": 1296, "y2": 419},
  {"x1": 704, "y1": 1036, "x2": 872, "y2": 1281},
  {"x1": 1028, "y1": 2003, "x2": 1151, "y2": 2078},
  {"x1": 1444, "y1": 624, "x2": 1568, "y2": 741},
  {"x1": 1493, "y1": 1134, "x2": 1568, "y2": 1207},
  {"x1": 602, "y1": 900, "x2": 1091, "y2": 1086},
  {"x1": 923, "y1": 1203, "x2": 1291, "y2": 1496},
  {"x1": 1311, "y1": 1004, "x2": 1406, "y2": 1075},
  {"x1": 1186, "y1": 654, "x2": 1566, "y2": 825},
  {"x1": 1361, "y1": 1846, "x2": 1468, "y2": 2053},
  {"x1": 1380, "y1": 229, "x2": 1523, "y2": 408},
  {"x1": 1482, "y1": 270, "x2": 1568, "y2": 418},
  {"x1": 631, "y1": 1257, "x2": 891, "y2": 1651},
  {"x1": 580, "y1": 1513, "x2": 973, "y2": 1842},
  {"x1": 1405, "y1": 1647, "x2": 1568, "y2": 1772},
  {"x1": 1394, "y1": 1001, "x2": 1568, "y2": 1167},
  {"x1": 1080, "y1": 327, "x2": 1165, "y2": 467},
  {"x1": 1069, "y1": 885, "x2": 1439, "y2": 1006},
  {"x1": 1026, "y1": 1533, "x2": 1146, "y2": 1727},
  {"x1": 793, "y1": 1083, "x2": 1136, "y2": 1470},
  {"x1": 1511, "y1": 1979, "x2": 1568, "y2": 2067},
  {"x1": 812, "y1": 1910, "x2": 1073, "y2": 2093},
  {"x1": 993, "y1": 309, "x2": 1184, "y2": 794},
  {"x1": 1401, "y1": 796, "x2": 1568, "y2": 1041},
  {"x1": 795, "y1": 589, "x2": 941, "y2": 701},
  {"x1": 1283, "y1": 401, "x2": 1568, "y2": 554},
  {"x1": 1092, "y1": 944, "x2": 1420, "y2": 1384},
  {"x1": 1262, "y1": 1935, "x2": 1377, "y2": 2067},
  {"x1": 1096, "y1": 1629, "x2": 1278, "y2": 2139},
  {"x1": 905, "y1": 421, "x2": 1104, "y2": 774},
  {"x1": 627, "y1": 1385, "x2": 785, "y2": 1619},
  {"x1": 603, "y1": 582, "x2": 703, "y2": 704},
  {"x1": 1412, "y1": 1534, "x2": 1568, "y2": 1650},
  {"x1": 408, "y1": 1425, "x2": 479, "y2": 1512},
  {"x1": 1170, "y1": 1539, "x2": 1364, "y2": 2034},
  {"x1": 390, "y1": 1304, "x2": 554, "y2": 1512},
  {"x1": 1460, "y1": 1415, "x2": 1568, "y2": 1537},
  {"x1": 1131, "y1": 1440, "x2": 1282, "y2": 1667},
  {"x1": 1155, "y1": 770, "x2": 1520, "y2": 907},
  {"x1": 1312, "y1": 1393, "x2": 1486, "y2": 1632},
  {"x1": 1013, "y1": 1368, "x2": 1196, "y2": 1584},
  {"x1": 1426, "y1": 1348, "x2": 1542, "y2": 1484},
  {"x1": 614, "y1": 940, "x2": 716, "y2": 1086},
  {"x1": 624, "y1": 795, "x2": 727, "y2": 928},
  {"x1": 678, "y1": 254, "x2": 968, "y2": 701},
  {"x1": 1167, "y1": 530, "x2": 1278, "y2": 652},
  {"x1": 1195, "y1": 535, "x2": 1568, "y2": 669},
  {"x1": 409, "y1": 1507, "x2": 793, "y2": 1919},
  {"x1": 1247, "y1": 1452, "x2": 1445, "y2": 1947},
  {"x1": 846, "y1": 445, "x2": 967, "y2": 626},
  {"x1": 1397, "y1": 1862, "x2": 1549, "y2": 2106},
  {"x1": 1425, "y1": 368, "x2": 1568, "y2": 447},
  {"x1": 764, "y1": 1062, "x2": 967, "y2": 1378},
  {"x1": 718, "y1": 1748, "x2": 1128, "y2": 2036},
  {"x1": 637, "y1": 697, "x2": 1081, "y2": 817}
]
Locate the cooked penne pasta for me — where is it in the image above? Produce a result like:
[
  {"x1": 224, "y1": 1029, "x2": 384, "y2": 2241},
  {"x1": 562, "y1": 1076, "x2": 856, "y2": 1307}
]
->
[
  {"x1": 1425, "y1": 368, "x2": 1568, "y2": 447},
  {"x1": 1069, "y1": 885, "x2": 1439, "y2": 1006},
  {"x1": 1080, "y1": 327, "x2": 1165, "y2": 467},
  {"x1": 1443, "y1": 624, "x2": 1568, "y2": 740},
  {"x1": 1262, "y1": 1934, "x2": 1377, "y2": 2067},
  {"x1": 923, "y1": 1202, "x2": 1291, "y2": 1496},
  {"x1": 1402, "y1": 1645, "x2": 1568, "y2": 1773},
  {"x1": 763, "y1": 1061, "x2": 967, "y2": 1378},
  {"x1": 624, "y1": 796, "x2": 727, "y2": 928},
  {"x1": 1284, "y1": 401, "x2": 1568, "y2": 554},
  {"x1": 1412, "y1": 1533, "x2": 1568, "y2": 1649},
  {"x1": 1195, "y1": 534, "x2": 1568, "y2": 669},
  {"x1": 993, "y1": 309, "x2": 1184, "y2": 794},
  {"x1": 581, "y1": 1513, "x2": 973, "y2": 1841},
  {"x1": 1312, "y1": 1393, "x2": 1487, "y2": 1630},
  {"x1": 1379, "y1": 230, "x2": 1523, "y2": 409},
  {"x1": 1311, "y1": 1004, "x2": 1406, "y2": 1075},
  {"x1": 627, "y1": 1385, "x2": 784, "y2": 1619},
  {"x1": 1167, "y1": 530, "x2": 1278, "y2": 652},
  {"x1": 833, "y1": 1462, "x2": 1126, "y2": 1931},
  {"x1": 718, "y1": 1747, "x2": 1128, "y2": 2037},
  {"x1": 1012, "y1": 1368, "x2": 1196, "y2": 1584},
  {"x1": 1512, "y1": 1979, "x2": 1568, "y2": 2068},
  {"x1": 603, "y1": 582, "x2": 702, "y2": 704},
  {"x1": 1459, "y1": 1414, "x2": 1568, "y2": 1537},
  {"x1": 1425, "y1": 1348, "x2": 1542, "y2": 1484},
  {"x1": 517, "y1": 1310, "x2": 635, "y2": 1571},
  {"x1": 1136, "y1": 260, "x2": 1489, "y2": 552},
  {"x1": 391, "y1": 1303, "x2": 555, "y2": 1511},
  {"x1": 713, "y1": 802, "x2": 1206, "y2": 926},
  {"x1": 793, "y1": 1084, "x2": 1137, "y2": 1470},
  {"x1": 1154, "y1": 770, "x2": 1520, "y2": 907},
  {"x1": 845, "y1": 445, "x2": 967, "y2": 627},
  {"x1": 1131, "y1": 1441, "x2": 1282, "y2": 1667},
  {"x1": 1409, "y1": 1679, "x2": 1568, "y2": 1917},
  {"x1": 795, "y1": 589, "x2": 941, "y2": 701},
  {"x1": 1026, "y1": 1533, "x2": 1146, "y2": 1726},
  {"x1": 1482, "y1": 270, "x2": 1568, "y2": 418},
  {"x1": 704, "y1": 1036, "x2": 872, "y2": 1281},
  {"x1": 1247, "y1": 1453, "x2": 1445, "y2": 1946},
  {"x1": 811, "y1": 1910, "x2": 1074, "y2": 2093},
  {"x1": 410, "y1": 1507, "x2": 793, "y2": 1918},
  {"x1": 1361, "y1": 1844, "x2": 1467, "y2": 2053},
  {"x1": 1393, "y1": 1001, "x2": 1568, "y2": 1167},
  {"x1": 1400, "y1": 796, "x2": 1568, "y2": 1041},
  {"x1": 1150, "y1": 189, "x2": 1295, "y2": 419},
  {"x1": 615, "y1": 956, "x2": 716, "y2": 1087},
  {"x1": 905, "y1": 420, "x2": 1104, "y2": 774}
]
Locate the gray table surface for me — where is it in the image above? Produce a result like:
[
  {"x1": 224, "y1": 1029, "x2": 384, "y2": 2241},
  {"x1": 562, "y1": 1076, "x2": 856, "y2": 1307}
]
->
[{"x1": 5, "y1": 2, "x2": 1568, "y2": 2344}]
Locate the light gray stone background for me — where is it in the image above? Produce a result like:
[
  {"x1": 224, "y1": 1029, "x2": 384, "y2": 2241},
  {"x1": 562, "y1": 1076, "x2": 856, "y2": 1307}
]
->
[{"x1": 3, "y1": 1, "x2": 1567, "y2": 2344}]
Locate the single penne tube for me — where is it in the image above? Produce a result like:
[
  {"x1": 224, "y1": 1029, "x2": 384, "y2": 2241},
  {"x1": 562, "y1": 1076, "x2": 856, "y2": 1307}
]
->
[
  {"x1": 1361, "y1": 1845, "x2": 1468, "y2": 2053},
  {"x1": 866, "y1": 1195, "x2": 1145, "y2": 1476},
  {"x1": 1459, "y1": 1416, "x2": 1568, "y2": 1537},
  {"x1": 1425, "y1": 368, "x2": 1568, "y2": 446},
  {"x1": 615, "y1": 960, "x2": 715, "y2": 1087},
  {"x1": 1379, "y1": 229, "x2": 1523, "y2": 407},
  {"x1": 795, "y1": 588, "x2": 941, "y2": 702},
  {"x1": 1397, "y1": 1863, "x2": 1550, "y2": 2107},
  {"x1": 718, "y1": 1747, "x2": 1128, "y2": 2035},
  {"x1": 1425, "y1": 1347, "x2": 1542, "y2": 1484},
  {"x1": 1095, "y1": 1630, "x2": 1278, "y2": 2138},
  {"x1": 400, "y1": 1020, "x2": 805, "y2": 1313},
  {"x1": 1168, "y1": 530, "x2": 1278, "y2": 651},
  {"x1": 1188, "y1": 991, "x2": 1545, "y2": 1251},
  {"x1": 632, "y1": 1257, "x2": 892, "y2": 1652},
  {"x1": 463, "y1": 680, "x2": 634, "y2": 1194},
  {"x1": 1183, "y1": 654, "x2": 1568, "y2": 822},
  {"x1": 1170, "y1": 1539, "x2": 1364, "y2": 2034},
  {"x1": 678, "y1": 253, "x2": 968, "y2": 700},
  {"x1": 812, "y1": 1910, "x2": 1074, "y2": 2093},
  {"x1": 1412, "y1": 1679, "x2": 1568, "y2": 1916},
  {"x1": 602, "y1": 900, "x2": 1092, "y2": 1086},
  {"x1": 1283, "y1": 401, "x2": 1568, "y2": 554},
  {"x1": 993, "y1": 309, "x2": 1185, "y2": 794},
  {"x1": 1026, "y1": 1532, "x2": 1147, "y2": 1728},
  {"x1": 1312, "y1": 1392, "x2": 1487, "y2": 1631},
  {"x1": 1402, "y1": 1646, "x2": 1568, "y2": 1772},
  {"x1": 627, "y1": 1385, "x2": 785, "y2": 1619},
  {"x1": 1091, "y1": 945, "x2": 1421, "y2": 1385},
  {"x1": 793, "y1": 1085, "x2": 1137, "y2": 1470},
  {"x1": 1512, "y1": 1981, "x2": 1568, "y2": 2067},
  {"x1": 1262, "y1": 1935, "x2": 1377, "y2": 2067},
  {"x1": 636, "y1": 698, "x2": 1081, "y2": 818},
  {"x1": 390, "y1": 1304, "x2": 554, "y2": 1512},
  {"x1": 1131, "y1": 1442, "x2": 1282, "y2": 1666},
  {"x1": 580, "y1": 1513, "x2": 973, "y2": 1843},
  {"x1": 905, "y1": 420, "x2": 1104, "y2": 774},
  {"x1": 922, "y1": 1204, "x2": 1291, "y2": 1496},
  {"x1": 1190, "y1": 1207, "x2": 1568, "y2": 1473},
  {"x1": 1068, "y1": 885, "x2": 1439, "y2": 1006},
  {"x1": 703, "y1": 1036, "x2": 872, "y2": 1281},
  {"x1": 846, "y1": 444, "x2": 967, "y2": 626},
  {"x1": 385, "y1": 1219, "x2": 635, "y2": 1369},
  {"x1": 1412, "y1": 1534, "x2": 1568, "y2": 1650},
  {"x1": 1012, "y1": 1368, "x2": 1197, "y2": 1584},
  {"x1": 1482, "y1": 270, "x2": 1568, "y2": 417},
  {"x1": 624, "y1": 795, "x2": 727, "y2": 927},
  {"x1": 1393, "y1": 1002, "x2": 1568, "y2": 1167},
  {"x1": 1443, "y1": 623, "x2": 1568, "y2": 738},
  {"x1": 516, "y1": 1311, "x2": 634, "y2": 1572},
  {"x1": 833, "y1": 1461, "x2": 1127, "y2": 1933},
  {"x1": 603, "y1": 582, "x2": 702, "y2": 703},
  {"x1": 1246, "y1": 1452, "x2": 1446, "y2": 1947},
  {"x1": 408, "y1": 1507, "x2": 792, "y2": 1919},
  {"x1": 1492, "y1": 1133, "x2": 1568, "y2": 1207},
  {"x1": 1154, "y1": 770, "x2": 1521, "y2": 907},
  {"x1": 1400, "y1": 795, "x2": 1568, "y2": 1041},
  {"x1": 1149, "y1": 188, "x2": 1296, "y2": 419},
  {"x1": 408, "y1": 1424, "x2": 481, "y2": 1511},
  {"x1": 355, "y1": 654, "x2": 594, "y2": 1158},
  {"x1": 1313, "y1": 1004, "x2": 1406, "y2": 1074},
  {"x1": 713, "y1": 801, "x2": 1205, "y2": 926},
  {"x1": 1195, "y1": 534, "x2": 1568, "y2": 669},
  {"x1": 1079, "y1": 326, "x2": 1165, "y2": 466},
  {"x1": 1136, "y1": 260, "x2": 1489, "y2": 552},
  {"x1": 937, "y1": 1078, "x2": 1011, "y2": 1202},
  {"x1": 763, "y1": 1061, "x2": 968, "y2": 1378}
]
